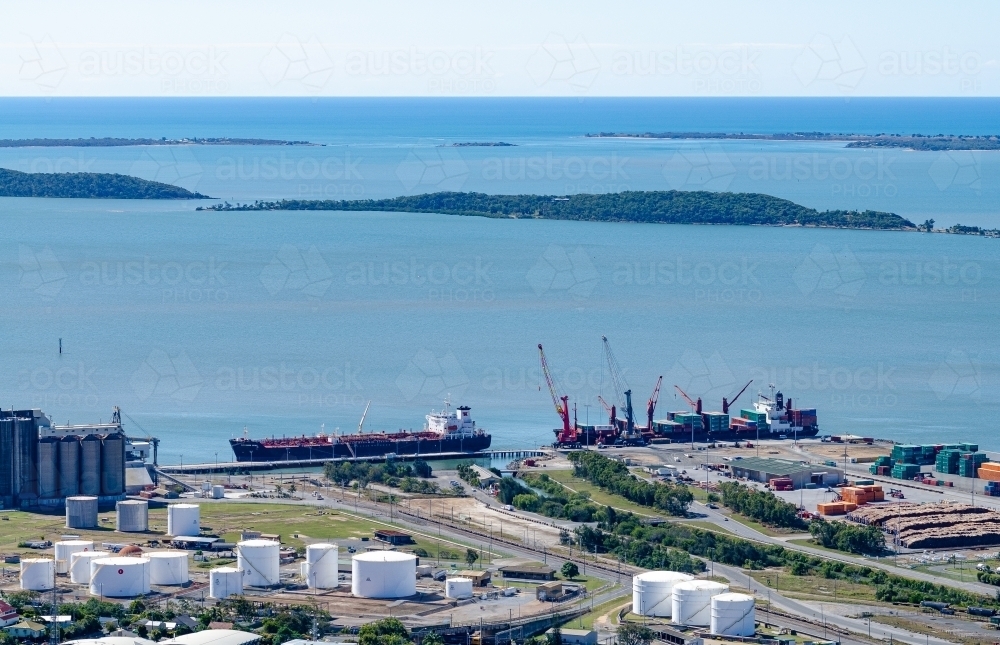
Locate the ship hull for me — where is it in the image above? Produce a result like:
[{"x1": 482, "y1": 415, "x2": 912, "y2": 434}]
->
[
  {"x1": 651, "y1": 426, "x2": 820, "y2": 443},
  {"x1": 230, "y1": 433, "x2": 492, "y2": 462}
]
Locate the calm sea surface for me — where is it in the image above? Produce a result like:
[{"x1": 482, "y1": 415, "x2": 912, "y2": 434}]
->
[{"x1": 1, "y1": 98, "x2": 997, "y2": 462}]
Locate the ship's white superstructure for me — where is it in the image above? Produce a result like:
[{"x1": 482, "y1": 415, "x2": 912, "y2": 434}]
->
[{"x1": 425, "y1": 401, "x2": 477, "y2": 437}]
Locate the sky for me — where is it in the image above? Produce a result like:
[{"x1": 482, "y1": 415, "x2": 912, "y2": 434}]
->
[{"x1": 2, "y1": 0, "x2": 999, "y2": 97}]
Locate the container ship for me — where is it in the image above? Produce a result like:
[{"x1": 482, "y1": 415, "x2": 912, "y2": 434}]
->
[
  {"x1": 649, "y1": 388, "x2": 819, "y2": 443},
  {"x1": 229, "y1": 403, "x2": 491, "y2": 462}
]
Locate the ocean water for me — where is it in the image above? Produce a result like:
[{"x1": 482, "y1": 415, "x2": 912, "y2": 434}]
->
[{"x1": 1, "y1": 98, "x2": 998, "y2": 463}]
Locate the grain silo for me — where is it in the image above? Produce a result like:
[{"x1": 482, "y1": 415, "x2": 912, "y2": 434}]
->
[
  {"x1": 237, "y1": 540, "x2": 280, "y2": 587},
  {"x1": 301, "y1": 543, "x2": 338, "y2": 589},
  {"x1": 14, "y1": 418, "x2": 39, "y2": 501},
  {"x1": 632, "y1": 571, "x2": 694, "y2": 617},
  {"x1": 210, "y1": 567, "x2": 243, "y2": 599},
  {"x1": 89, "y1": 556, "x2": 150, "y2": 597},
  {"x1": 351, "y1": 551, "x2": 416, "y2": 598},
  {"x1": 167, "y1": 504, "x2": 200, "y2": 536},
  {"x1": 38, "y1": 436, "x2": 60, "y2": 499},
  {"x1": 148, "y1": 552, "x2": 189, "y2": 585},
  {"x1": 58, "y1": 436, "x2": 80, "y2": 497},
  {"x1": 80, "y1": 435, "x2": 102, "y2": 496},
  {"x1": 100, "y1": 433, "x2": 126, "y2": 496},
  {"x1": 20, "y1": 558, "x2": 54, "y2": 591},
  {"x1": 116, "y1": 500, "x2": 148, "y2": 532},
  {"x1": 710, "y1": 593, "x2": 756, "y2": 636},
  {"x1": 672, "y1": 580, "x2": 729, "y2": 626},
  {"x1": 66, "y1": 496, "x2": 99, "y2": 529},
  {"x1": 445, "y1": 577, "x2": 473, "y2": 599},
  {"x1": 0, "y1": 418, "x2": 13, "y2": 506},
  {"x1": 70, "y1": 551, "x2": 107, "y2": 584},
  {"x1": 54, "y1": 540, "x2": 95, "y2": 574}
]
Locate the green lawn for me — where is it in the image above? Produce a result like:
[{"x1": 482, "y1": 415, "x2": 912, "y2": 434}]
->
[
  {"x1": 674, "y1": 519, "x2": 735, "y2": 534},
  {"x1": 724, "y1": 511, "x2": 803, "y2": 538},
  {"x1": 543, "y1": 470, "x2": 659, "y2": 517},
  {"x1": 749, "y1": 568, "x2": 876, "y2": 602},
  {"x1": 574, "y1": 592, "x2": 630, "y2": 630},
  {"x1": 0, "y1": 502, "x2": 495, "y2": 564}
]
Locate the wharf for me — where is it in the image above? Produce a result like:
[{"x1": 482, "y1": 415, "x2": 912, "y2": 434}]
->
[{"x1": 157, "y1": 449, "x2": 546, "y2": 475}]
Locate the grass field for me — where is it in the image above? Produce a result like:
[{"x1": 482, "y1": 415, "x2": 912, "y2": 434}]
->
[
  {"x1": 725, "y1": 512, "x2": 803, "y2": 537},
  {"x1": 543, "y1": 470, "x2": 657, "y2": 517},
  {"x1": 574, "y1": 591, "x2": 630, "y2": 630},
  {"x1": 0, "y1": 502, "x2": 495, "y2": 564},
  {"x1": 749, "y1": 568, "x2": 876, "y2": 602}
]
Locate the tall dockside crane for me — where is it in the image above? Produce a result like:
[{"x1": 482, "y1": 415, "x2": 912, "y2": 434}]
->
[
  {"x1": 602, "y1": 335, "x2": 645, "y2": 445},
  {"x1": 538, "y1": 344, "x2": 577, "y2": 447},
  {"x1": 722, "y1": 380, "x2": 754, "y2": 413},
  {"x1": 645, "y1": 375, "x2": 663, "y2": 435}
]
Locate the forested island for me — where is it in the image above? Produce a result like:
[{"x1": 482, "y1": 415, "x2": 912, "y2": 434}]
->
[
  {"x1": 198, "y1": 190, "x2": 916, "y2": 230},
  {"x1": 0, "y1": 137, "x2": 316, "y2": 147},
  {"x1": 587, "y1": 131, "x2": 1000, "y2": 151},
  {"x1": 0, "y1": 168, "x2": 211, "y2": 199}
]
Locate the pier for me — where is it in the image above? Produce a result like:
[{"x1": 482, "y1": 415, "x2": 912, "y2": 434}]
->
[{"x1": 157, "y1": 448, "x2": 547, "y2": 475}]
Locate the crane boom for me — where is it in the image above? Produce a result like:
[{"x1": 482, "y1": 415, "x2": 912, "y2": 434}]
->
[
  {"x1": 674, "y1": 384, "x2": 697, "y2": 410},
  {"x1": 646, "y1": 376, "x2": 662, "y2": 431},
  {"x1": 597, "y1": 395, "x2": 616, "y2": 425},
  {"x1": 723, "y1": 379, "x2": 753, "y2": 414},
  {"x1": 538, "y1": 344, "x2": 573, "y2": 443},
  {"x1": 602, "y1": 335, "x2": 637, "y2": 438}
]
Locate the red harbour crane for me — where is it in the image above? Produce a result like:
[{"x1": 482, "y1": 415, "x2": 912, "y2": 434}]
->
[
  {"x1": 538, "y1": 343, "x2": 576, "y2": 447},
  {"x1": 645, "y1": 376, "x2": 663, "y2": 433},
  {"x1": 674, "y1": 384, "x2": 702, "y2": 414}
]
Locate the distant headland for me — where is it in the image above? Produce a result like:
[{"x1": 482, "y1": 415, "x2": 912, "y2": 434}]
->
[
  {"x1": 0, "y1": 137, "x2": 318, "y2": 148},
  {"x1": 586, "y1": 132, "x2": 1000, "y2": 151},
  {"x1": 0, "y1": 168, "x2": 212, "y2": 199}
]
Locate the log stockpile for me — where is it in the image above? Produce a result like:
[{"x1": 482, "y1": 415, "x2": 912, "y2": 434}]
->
[{"x1": 848, "y1": 502, "x2": 1000, "y2": 549}]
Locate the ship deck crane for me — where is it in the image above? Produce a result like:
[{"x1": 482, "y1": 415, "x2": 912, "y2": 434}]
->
[
  {"x1": 602, "y1": 336, "x2": 644, "y2": 445},
  {"x1": 645, "y1": 376, "x2": 662, "y2": 434},
  {"x1": 538, "y1": 344, "x2": 576, "y2": 447},
  {"x1": 673, "y1": 385, "x2": 702, "y2": 414},
  {"x1": 722, "y1": 380, "x2": 753, "y2": 414},
  {"x1": 597, "y1": 395, "x2": 616, "y2": 426}
]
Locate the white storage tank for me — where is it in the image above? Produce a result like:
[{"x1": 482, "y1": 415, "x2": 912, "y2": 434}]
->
[
  {"x1": 54, "y1": 540, "x2": 95, "y2": 575},
  {"x1": 711, "y1": 593, "x2": 756, "y2": 637},
  {"x1": 66, "y1": 496, "x2": 99, "y2": 529},
  {"x1": 237, "y1": 539, "x2": 280, "y2": 587},
  {"x1": 212, "y1": 485, "x2": 225, "y2": 499},
  {"x1": 445, "y1": 577, "x2": 473, "y2": 599},
  {"x1": 672, "y1": 580, "x2": 729, "y2": 626},
  {"x1": 148, "y1": 552, "x2": 190, "y2": 585},
  {"x1": 302, "y1": 544, "x2": 338, "y2": 589},
  {"x1": 70, "y1": 551, "x2": 108, "y2": 584},
  {"x1": 632, "y1": 571, "x2": 694, "y2": 617},
  {"x1": 166, "y1": 503, "x2": 200, "y2": 536},
  {"x1": 210, "y1": 567, "x2": 243, "y2": 599},
  {"x1": 351, "y1": 551, "x2": 417, "y2": 598},
  {"x1": 116, "y1": 500, "x2": 149, "y2": 532},
  {"x1": 20, "y1": 558, "x2": 54, "y2": 591},
  {"x1": 89, "y1": 557, "x2": 151, "y2": 597}
]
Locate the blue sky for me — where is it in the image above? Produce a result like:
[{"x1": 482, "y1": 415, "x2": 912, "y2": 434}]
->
[{"x1": 3, "y1": 0, "x2": 998, "y2": 96}]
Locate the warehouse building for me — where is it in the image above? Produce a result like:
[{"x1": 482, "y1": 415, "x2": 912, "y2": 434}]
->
[{"x1": 728, "y1": 457, "x2": 842, "y2": 489}]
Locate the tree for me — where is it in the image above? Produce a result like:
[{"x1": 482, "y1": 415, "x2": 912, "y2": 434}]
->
[
  {"x1": 359, "y1": 618, "x2": 410, "y2": 645},
  {"x1": 421, "y1": 632, "x2": 444, "y2": 645},
  {"x1": 560, "y1": 562, "x2": 579, "y2": 579},
  {"x1": 617, "y1": 622, "x2": 653, "y2": 645},
  {"x1": 465, "y1": 549, "x2": 479, "y2": 568},
  {"x1": 546, "y1": 627, "x2": 562, "y2": 645},
  {"x1": 413, "y1": 460, "x2": 432, "y2": 478},
  {"x1": 923, "y1": 219, "x2": 935, "y2": 232}
]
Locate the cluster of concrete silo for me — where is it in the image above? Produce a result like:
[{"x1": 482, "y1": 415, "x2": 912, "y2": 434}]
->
[{"x1": 0, "y1": 409, "x2": 127, "y2": 508}]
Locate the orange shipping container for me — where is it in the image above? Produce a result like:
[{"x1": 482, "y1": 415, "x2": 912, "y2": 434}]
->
[
  {"x1": 978, "y1": 468, "x2": 1000, "y2": 481},
  {"x1": 980, "y1": 462, "x2": 1000, "y2": 472}
]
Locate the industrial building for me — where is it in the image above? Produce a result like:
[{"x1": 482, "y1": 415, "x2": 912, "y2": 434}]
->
[
  {"x1": 0, "y1": 407, "x2": 155, "y2": 510},
  {"x1": 728, "y1": 457, "x2": 842, "y2": 489}
]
